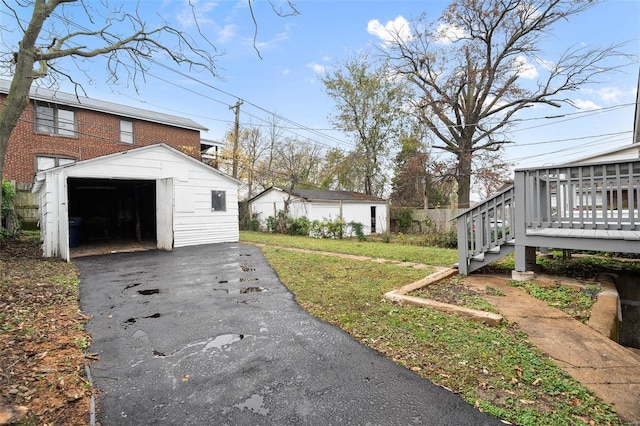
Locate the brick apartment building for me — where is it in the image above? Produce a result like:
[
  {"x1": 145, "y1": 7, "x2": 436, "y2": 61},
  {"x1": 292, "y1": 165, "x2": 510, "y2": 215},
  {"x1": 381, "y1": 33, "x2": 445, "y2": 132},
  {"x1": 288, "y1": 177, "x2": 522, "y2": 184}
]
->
[{"x1": 0, "y1": 79, "x2": 207, "y2": 186}]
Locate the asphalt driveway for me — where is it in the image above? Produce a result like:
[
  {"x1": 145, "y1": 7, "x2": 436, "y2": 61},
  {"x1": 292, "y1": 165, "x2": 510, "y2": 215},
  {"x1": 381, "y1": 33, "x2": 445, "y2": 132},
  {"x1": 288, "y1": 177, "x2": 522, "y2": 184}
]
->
[{"x1": 78, "y1": 243, "x2": 501, "y2": 425}]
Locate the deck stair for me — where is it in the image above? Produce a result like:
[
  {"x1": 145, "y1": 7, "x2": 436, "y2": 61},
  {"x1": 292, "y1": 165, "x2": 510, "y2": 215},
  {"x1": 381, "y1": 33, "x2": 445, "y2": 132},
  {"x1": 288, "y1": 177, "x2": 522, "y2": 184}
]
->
[
  {"x1": 455, "y1": 160, "x2": 640, "y2": 275},
  {"x1": 455, "y1": 185, "x2": 515, "y2": 275}
]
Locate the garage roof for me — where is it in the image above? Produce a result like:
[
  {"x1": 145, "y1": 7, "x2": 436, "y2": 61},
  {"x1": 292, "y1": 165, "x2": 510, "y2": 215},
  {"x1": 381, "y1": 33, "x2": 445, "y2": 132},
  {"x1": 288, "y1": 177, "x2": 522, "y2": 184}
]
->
[
  {"x1": 249, "y1": 186, "x2": 386, "y2": 203},
  {"x1": 0, "y1": 79, "x2": 207, "y2": 132},
  {"x1": 32, "y1": 143, "x2": 239, "y2": 193}
]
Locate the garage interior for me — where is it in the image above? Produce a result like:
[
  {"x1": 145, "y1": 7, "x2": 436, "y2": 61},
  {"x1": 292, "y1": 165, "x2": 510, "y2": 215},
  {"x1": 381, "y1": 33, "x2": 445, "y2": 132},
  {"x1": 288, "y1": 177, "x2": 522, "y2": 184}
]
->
[{"x1": 67, "y1": 178, "x2": 157, "y2": 255}]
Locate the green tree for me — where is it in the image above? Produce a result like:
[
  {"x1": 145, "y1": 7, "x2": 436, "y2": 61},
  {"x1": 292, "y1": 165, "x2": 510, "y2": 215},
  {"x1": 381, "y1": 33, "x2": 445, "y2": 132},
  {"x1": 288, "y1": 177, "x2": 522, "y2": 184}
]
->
[
  {"x1": 318, "y1": 147, "x2": 365, "y2": 192},
  {"x1": 384, "y1": 0, "x2": 630, "y2": 208},
  {"x1": 390, "y1": 133, "x2": 454, "y2": 208},
  {"x1": 322, "y1": 53, "x2": 411, "y2": 196}
]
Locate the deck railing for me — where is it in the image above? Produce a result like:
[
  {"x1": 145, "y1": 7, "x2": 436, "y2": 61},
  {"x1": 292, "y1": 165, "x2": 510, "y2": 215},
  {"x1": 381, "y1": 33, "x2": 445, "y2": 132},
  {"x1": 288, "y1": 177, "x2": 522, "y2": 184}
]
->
[
  {"x1": 518, "y1": 160, "x2": 640, "y2": 232},
  {"x1": 456, "y1": 159, "x2": 640, "y2": 274},
  {"x1": 456, "y1": 186, "x2": 515, "y2": 274}
]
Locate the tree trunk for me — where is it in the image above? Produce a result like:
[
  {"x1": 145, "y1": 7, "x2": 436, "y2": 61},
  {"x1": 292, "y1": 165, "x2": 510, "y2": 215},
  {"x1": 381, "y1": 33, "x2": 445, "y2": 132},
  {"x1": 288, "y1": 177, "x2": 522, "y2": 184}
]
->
[
  {"x1": 456, "y1": 149, "x2": 473, "y2": 209},
  {"x1": 0, "y1": 1, "x2": 50, "y2": 225}
]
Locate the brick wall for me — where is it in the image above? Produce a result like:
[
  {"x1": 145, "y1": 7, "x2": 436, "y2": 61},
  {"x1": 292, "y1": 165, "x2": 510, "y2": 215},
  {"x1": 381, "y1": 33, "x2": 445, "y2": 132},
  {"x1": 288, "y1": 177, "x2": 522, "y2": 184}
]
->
[{"x1": 2, "y1": 93, "x2": 202, "y2": 185}]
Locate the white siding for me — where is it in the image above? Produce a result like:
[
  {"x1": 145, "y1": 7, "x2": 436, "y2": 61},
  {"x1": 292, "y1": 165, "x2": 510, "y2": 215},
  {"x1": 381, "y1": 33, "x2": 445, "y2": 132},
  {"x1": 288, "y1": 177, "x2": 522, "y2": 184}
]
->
[
  {"x1": 33, "y1": 144, "x2": 240, "y2": 259},
  {"x1": 571, "y1": 145, "x2": 640, "y2": 165},
  {"x1": 249, "y1": 188, "x2": 388, "y2": 235},
  {"x1": 173, "y1": 166, "x2": 239, "y2": 247}
]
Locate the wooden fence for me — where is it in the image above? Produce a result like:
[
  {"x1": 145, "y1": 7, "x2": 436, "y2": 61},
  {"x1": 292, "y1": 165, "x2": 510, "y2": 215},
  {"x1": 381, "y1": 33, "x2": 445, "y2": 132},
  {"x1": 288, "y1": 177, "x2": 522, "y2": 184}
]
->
[{"x1": 390, "y1": 207, "x2": 464, "y2": 233}]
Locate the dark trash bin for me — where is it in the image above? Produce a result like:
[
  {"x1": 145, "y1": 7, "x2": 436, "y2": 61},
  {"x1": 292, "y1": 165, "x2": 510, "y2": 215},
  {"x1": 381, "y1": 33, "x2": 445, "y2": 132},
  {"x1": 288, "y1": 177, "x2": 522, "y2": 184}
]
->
[{"x1": 69, "y1": 217, "x2": 83, "y2": 248}]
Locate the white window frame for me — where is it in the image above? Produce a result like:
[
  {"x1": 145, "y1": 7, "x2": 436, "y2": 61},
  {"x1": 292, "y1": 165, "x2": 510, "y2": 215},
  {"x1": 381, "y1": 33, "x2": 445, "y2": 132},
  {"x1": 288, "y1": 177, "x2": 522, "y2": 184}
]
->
[
  {"x1": 35, "y1": 102, "x2": 76, "y2": 137},
  {"x1": 120, "y1": 119, "x2": 134, "y2": 144},
  {"x1": 211, "y1": 190, "x2": 226, "y2": 212},
  {"x1": 36, "y1": 155, "x2": 76, "y2": 172}
]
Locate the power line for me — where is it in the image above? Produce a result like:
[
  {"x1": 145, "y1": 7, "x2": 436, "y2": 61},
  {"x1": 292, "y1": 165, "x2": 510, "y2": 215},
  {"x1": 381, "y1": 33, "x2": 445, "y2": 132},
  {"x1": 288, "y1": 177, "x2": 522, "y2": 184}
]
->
[
  {"x1": 1, "y1": 7, "x2": 357, "y2": 151},
  {"x1": 2, "y1": 6, "x2": 636, "y2": 158}
]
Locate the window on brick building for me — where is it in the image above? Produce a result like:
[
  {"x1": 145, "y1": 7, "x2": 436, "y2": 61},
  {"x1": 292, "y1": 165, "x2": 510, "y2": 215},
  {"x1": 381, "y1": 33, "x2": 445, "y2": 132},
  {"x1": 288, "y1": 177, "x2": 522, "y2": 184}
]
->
[
  {"x1": 35, "y1": 102, "x2": 76, "y2": 136},
  {"x1": 120, "y1": 119, "x2": 134, "y2": 144},
  {"x1": 211, "y1": 190, "x2": 226, "y2": 211},
  {"x1": 36, "y1": 156, "x2": 76, "y2": 172}
]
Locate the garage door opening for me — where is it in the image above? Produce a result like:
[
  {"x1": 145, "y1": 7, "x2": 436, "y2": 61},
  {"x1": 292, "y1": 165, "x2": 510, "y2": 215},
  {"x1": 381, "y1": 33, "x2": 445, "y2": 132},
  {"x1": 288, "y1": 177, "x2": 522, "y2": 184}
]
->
[{"x1": 67, "y1": 178, "x2": 157, "y2": 255}]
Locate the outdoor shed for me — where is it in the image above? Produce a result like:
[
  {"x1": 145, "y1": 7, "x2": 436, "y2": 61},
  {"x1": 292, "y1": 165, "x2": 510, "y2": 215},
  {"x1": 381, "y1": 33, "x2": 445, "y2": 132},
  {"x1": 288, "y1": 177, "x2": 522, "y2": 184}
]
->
[
  {"x1": 248, "y1": 187, "x2": 388, "y2": 235},
  {"x1": 32, "y1": 143, "x2": 239, "y2": 260}
]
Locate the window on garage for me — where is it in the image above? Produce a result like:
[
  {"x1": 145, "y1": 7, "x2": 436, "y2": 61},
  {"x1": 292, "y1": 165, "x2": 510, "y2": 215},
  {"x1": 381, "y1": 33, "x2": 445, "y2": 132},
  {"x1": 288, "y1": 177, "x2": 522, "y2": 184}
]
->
[{"x1": 211, "y1": 190, "x2": 226, "y2": 211}]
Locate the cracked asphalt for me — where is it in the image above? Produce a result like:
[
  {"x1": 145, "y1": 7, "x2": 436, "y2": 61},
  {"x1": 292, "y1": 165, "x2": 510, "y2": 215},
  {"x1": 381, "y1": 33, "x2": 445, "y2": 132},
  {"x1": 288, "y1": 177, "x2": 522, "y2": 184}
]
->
[{"x1": 78, "y1": 243, "x2": 502, "y2": 425}]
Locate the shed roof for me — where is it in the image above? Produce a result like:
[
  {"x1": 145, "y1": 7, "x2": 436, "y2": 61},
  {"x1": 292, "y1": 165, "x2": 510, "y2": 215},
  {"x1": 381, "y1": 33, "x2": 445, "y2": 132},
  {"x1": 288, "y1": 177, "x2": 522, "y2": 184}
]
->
[
  {"x1": 32, "y1": 143, "x2": 239, "y2": 193},
  {"x1": 0, "y1": 79, "x2": 207, "y2": 132},
  {"x1": 249, "y1": 187, "x2": 386, "y2": 203}
]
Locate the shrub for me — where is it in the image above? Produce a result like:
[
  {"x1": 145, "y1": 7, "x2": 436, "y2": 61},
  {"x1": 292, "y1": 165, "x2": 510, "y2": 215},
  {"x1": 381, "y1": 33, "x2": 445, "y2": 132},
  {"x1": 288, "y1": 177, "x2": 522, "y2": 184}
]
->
[
  {"x1": 248, "y1": 218, "x2": 261, "y2": 232},
  {"x1": 1, "y1": 179, "x2": 19, "y2": 239},
  {"x1": 287, "y1": 216, "x2": 311, "y2": 236},
  {"x1": 309, "y1": 217, "x2": 361, "y2": 240},
  {"x1": 265, "y1": 216, "x2": 277, "y2": 233},
  {"x1": 347, "y1": 221, "x2": 365, "y2": 241},
  {"x1": 395, "y1": 209, "x2": 413, "y2": 232}
]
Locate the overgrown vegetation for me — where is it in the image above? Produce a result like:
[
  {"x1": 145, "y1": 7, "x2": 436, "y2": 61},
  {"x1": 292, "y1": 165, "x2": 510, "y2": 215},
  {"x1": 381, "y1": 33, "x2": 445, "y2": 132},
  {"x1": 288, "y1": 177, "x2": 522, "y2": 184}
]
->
[
  {"x1": 1, "y1": 179, "x2": 19, "y2": 241},
  {"x1": 483, "y1": 252, "x2": 640, "y2": 279},
  {"x1": 260, "y1": 246, "x2": 622, "y2": 425},
  {"x1": 508, "y1": 281, "x2": 596, "y2": 323},
  {"x1": 0, "y1": 232, "x2": 92, "y2": 424},
  {"x1": 262, "y1": 215, "x2": 367, "y2": 241}
]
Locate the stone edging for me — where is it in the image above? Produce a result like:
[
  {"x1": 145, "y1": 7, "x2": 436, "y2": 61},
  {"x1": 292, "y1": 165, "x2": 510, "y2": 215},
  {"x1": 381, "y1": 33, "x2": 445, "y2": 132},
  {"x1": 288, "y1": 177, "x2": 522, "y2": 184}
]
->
[{"x1": 383, "y1": 268, "x2": 504, "y2": 327}]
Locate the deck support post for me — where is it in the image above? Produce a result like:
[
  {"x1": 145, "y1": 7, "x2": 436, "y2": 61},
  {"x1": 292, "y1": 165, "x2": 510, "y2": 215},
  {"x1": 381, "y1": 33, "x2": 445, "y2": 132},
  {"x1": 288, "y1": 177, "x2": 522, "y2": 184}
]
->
[
  {"x1": 513, "y1": 170, "x2": 536, "y2": 278},
  {"x1": 456, "y1": 215, "x2": 469, "y2": 275}
]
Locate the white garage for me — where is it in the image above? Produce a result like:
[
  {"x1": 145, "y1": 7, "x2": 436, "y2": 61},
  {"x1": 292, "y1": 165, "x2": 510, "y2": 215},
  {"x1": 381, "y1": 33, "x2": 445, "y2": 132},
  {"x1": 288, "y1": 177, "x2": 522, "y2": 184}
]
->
[
  {"x1": 32, "y1": 144, "x2": 239, "y2": 261},
  {"x1": 248, "y1": 186, "x2": 388, "y2": 235}
]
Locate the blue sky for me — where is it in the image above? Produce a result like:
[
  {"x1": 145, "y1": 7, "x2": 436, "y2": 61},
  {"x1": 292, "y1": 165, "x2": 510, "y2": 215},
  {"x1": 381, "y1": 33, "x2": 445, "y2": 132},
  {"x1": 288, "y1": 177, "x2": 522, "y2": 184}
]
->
[{"x1": 2, "y1": 0, "x2": 639, "y2": 170}]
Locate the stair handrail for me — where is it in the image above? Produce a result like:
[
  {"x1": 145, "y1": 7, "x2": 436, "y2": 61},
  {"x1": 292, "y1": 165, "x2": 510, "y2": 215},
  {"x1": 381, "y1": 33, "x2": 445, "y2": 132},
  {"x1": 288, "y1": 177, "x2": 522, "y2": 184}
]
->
[{"x1": 455, "y1": 185, "x2": 515, "y2": 274}]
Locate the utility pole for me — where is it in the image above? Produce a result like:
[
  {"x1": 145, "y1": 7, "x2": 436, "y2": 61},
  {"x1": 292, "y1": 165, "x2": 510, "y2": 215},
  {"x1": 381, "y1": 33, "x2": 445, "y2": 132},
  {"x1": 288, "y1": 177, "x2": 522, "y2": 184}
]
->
[{"x1": 229, "y1": 100, "x2": 243, "y2": 179}]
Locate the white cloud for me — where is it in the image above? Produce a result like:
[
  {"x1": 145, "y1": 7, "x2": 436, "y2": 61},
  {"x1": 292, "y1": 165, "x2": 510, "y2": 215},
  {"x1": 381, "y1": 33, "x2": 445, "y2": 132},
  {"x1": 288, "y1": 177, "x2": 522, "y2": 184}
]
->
[
  {"x1": 282, "y1": 68, "x2": 290, "y2": 75},
  {"x1": 572, "y1": 99, "x2": 601, "y2": 110},
  {"x1": 251, "y1": 30, "x2": 290, "y2": 51},
  {"x1": 307, "y1": 62, "x2": 325, "y2": 74},
  {"x1": 367, "y1": 15, "x2": 411, "y2": 46},
  {"x1": 597, "y1": 86, "x2": 623, "y2": 104},
  {"x1": 435, "y1": 23, "x2": 467, "y2": 44},
  {"x1": 217, "y1": 24, "x2": 237, "y2": 44},
  {"x1": 536, "y1": 58, "x2": 555, "y2": 71},
  {"x1": 176, "y1": 1, "x2": 217, "y2": 28},
  {"x1": 514, "y1": 56, "x2": 538, "y2": 79}
]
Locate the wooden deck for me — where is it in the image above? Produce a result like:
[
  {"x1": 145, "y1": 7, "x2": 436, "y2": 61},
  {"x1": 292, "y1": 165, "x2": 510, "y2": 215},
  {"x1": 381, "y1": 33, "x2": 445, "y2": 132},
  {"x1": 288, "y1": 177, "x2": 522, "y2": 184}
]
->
[{"x1": 456, "y1": 159, "x2": 640, "y2": 274}]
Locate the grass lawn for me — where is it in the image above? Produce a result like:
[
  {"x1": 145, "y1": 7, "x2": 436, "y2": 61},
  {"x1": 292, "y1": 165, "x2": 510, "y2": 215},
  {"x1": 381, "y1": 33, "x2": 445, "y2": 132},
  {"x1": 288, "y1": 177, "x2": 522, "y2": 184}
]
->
[
  {"x1": 240, "y1": 231, "x2": 458, "y2": 266},
  {"x1": 249, "y1": 235, "x2": 623, "y2": 426}
]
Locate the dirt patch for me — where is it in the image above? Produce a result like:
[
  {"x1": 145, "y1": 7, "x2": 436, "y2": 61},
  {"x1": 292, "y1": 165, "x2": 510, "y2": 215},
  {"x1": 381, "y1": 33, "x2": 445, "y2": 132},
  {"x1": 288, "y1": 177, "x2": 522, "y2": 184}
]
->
[
  {"x1": 412, "y1": 277, "x2": 483, "y2": 305},
  {"x1": 0, "y1": 236, "x2": 92, "y2": 425}
]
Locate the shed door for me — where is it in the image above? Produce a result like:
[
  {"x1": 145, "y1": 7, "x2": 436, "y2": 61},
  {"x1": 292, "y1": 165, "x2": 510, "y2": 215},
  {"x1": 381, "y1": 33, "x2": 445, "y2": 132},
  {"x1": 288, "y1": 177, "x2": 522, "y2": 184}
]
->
[
  {"x1": 156, "y1": 178, "x2": 174, "y2": 250},
  {"x1": 370, "y1": 206, "x2": 376, "y2": 234}
]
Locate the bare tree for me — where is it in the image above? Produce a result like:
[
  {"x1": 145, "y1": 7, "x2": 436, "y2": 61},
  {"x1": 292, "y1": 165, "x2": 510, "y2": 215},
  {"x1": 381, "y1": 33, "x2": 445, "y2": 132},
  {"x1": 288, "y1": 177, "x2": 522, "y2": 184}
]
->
[
  {"x1": 472, "y1": 150, "x2": 512, "y2": 200},
  {"x1": 384, "y1": 0, "x2": 631, "y2": 208},
  {"x1": 0, "y1": 0, "x2": 297, "y2": 228},
  {"x1": 253, "y1": 115, "x2": 285, "y2": 192},
  {"x1": 267, "y1": 137, "x2": 324, "y2": 232},
  {"x1": 272, "y1": 137, "x2": 325, "y2": 191}
]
